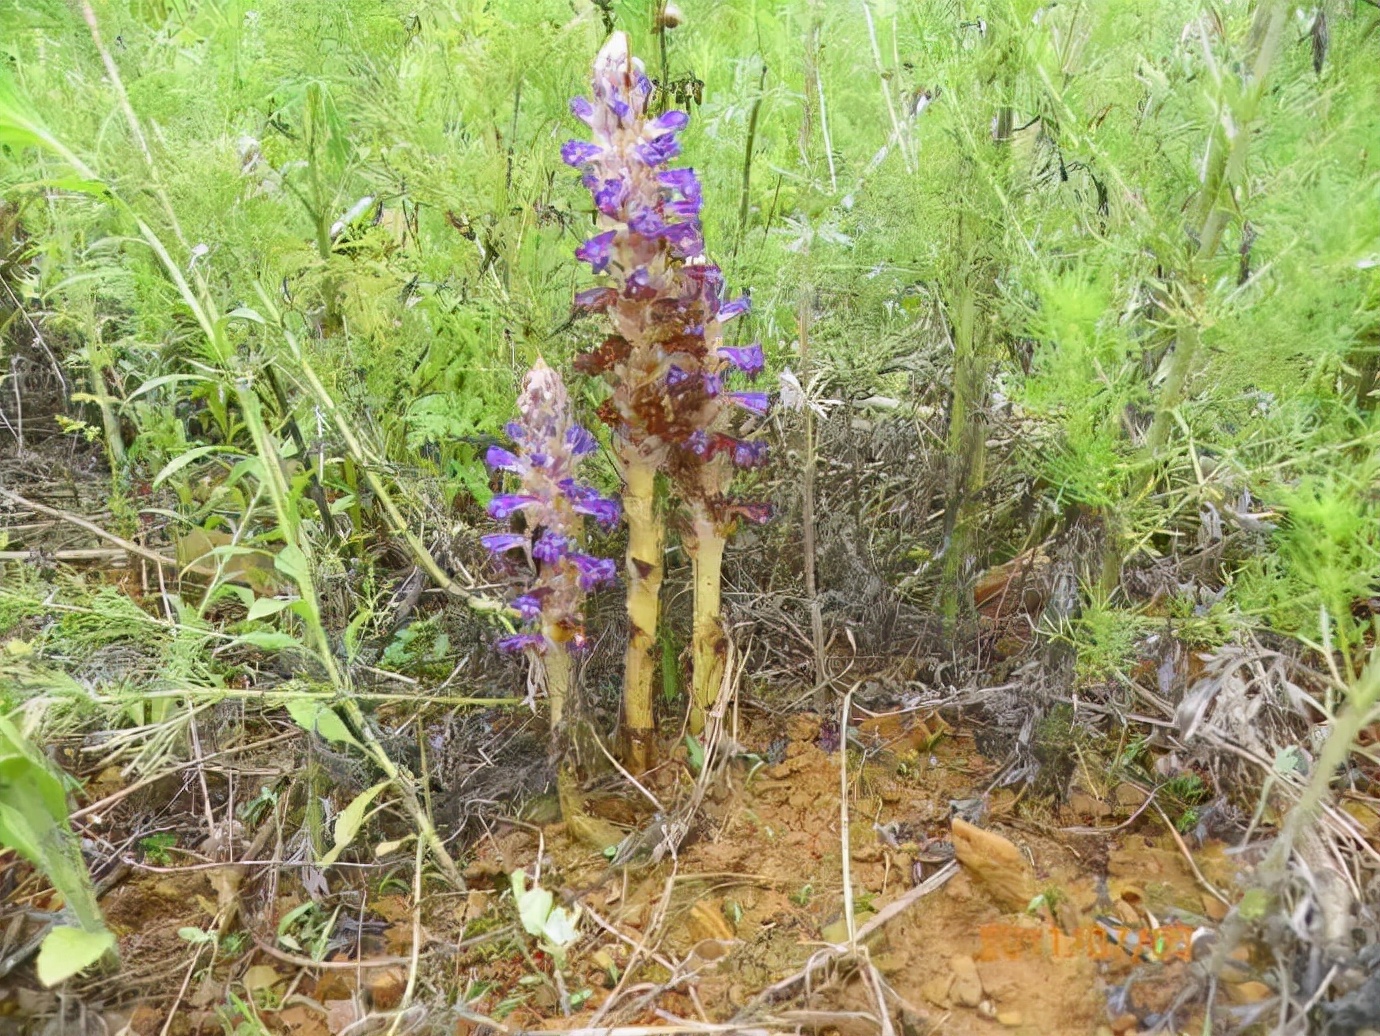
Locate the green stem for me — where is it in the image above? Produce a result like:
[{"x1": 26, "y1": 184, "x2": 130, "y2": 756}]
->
[
  {"x1": 620, "y1": 454, "x2": 663, "y2": 771},
  {"x1": 687, "y1": 511, "x2": 726, "y2": 735}
]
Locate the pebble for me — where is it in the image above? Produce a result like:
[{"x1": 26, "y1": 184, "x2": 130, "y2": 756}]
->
[
  {"x1": 997, "y1": 1010, "x2": 1022, "y2": 1027},
  {"x1": 949, "y1": 953, "x2": 984, "y2": 1007}
]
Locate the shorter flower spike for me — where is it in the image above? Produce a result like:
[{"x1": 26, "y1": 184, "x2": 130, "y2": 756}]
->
[{"x1": 481, "y1": 358, "x2": 619, "y2": 655}]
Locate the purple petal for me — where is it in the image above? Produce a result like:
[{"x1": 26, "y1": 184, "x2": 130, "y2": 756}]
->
[
  {"x1": 487, "y1": 494, "x2": 540, "y2": 519},
  {"x1": 562, "y1": 139, "x2": 602, "y2": 167},
  {"x1": 624, "y1": 266, "x2": 657, "y2": 300},
  {"x1": 651, "y1": 110, "x2": 689, "y2": 133},
  {"x1": 661, "y1": 221, "x2": 703, "y2": 257},
  {"x1": 481, "y1": 533, "x2": 527, "y2": 554},
  {"x1": 572, "y1": 493, "x2": 621, "y2": 529},
  {"x1": 570, "y1": 96, "x2": 595, "y2": 123},
  {"x1": 571, "y1": 553, "x2": 617, "y2": 591},
  {"x1": 573, "y1": 286, "x2": 617, "y2": 312},
  {"x1": 533, "y1": 532, "x2": 572, "y2": 564},
  {"x1": 719, "y1": 342, "x2": 765, "y2": 376},
  {"x1": 729, "y1": 438, "x2": 769, "y2": 468},
  {"x1": 504, "y1": 420, "x2": 524, "y2": 440},
  {"x1": 496, "y1": 633, "x2": 545, "y2": 653},
  {"x1": 658, "y1": 168, "x2": 701, "y2": 201},
  {"x1": 512, "y1": 595, "x2": 543, "y2": 620},
  {"x1": 685, "y1": 430, "x2": 711, "y2": 457},
  {"x1": 566, "y1": 424, "x2": 598, "y2": 455},
  {"x1": 718, "y1": 295, "x2": 750, "y2": 322},
  {"x1": 485, "y1": 445, "x2": 521, "y2": 472},
  {"x1": 666, "y1": 365, "x2": 691, "y2": 388},
  {"x1": 593, "y1": 177, "x2": 627, "y2": 217},
  {"x1": 731, "y1": 392, "x2": 771, "y2": 416},
  {"x1": 575, "y1": 230, "x2": 617, "y2": 272},
  {"x1": 635, "y1": 73, "x2": 653, "y2": 98},
  {"x1": 702, "y1": 372, "x2": 723, "y2": 397},
  {"x1": 667, "y1": 198, "x2": 702, "y2": 218},
  {"x1": 634, "y1": 135, "x2": 681, "y2": 166},
  {"x1": 628, "y1": 208, "x2": 665, "y2": 237}
]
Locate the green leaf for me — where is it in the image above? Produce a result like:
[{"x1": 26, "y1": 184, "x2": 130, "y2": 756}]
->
[
  {"x1": 246, "y1": 597, "x2": 295, "y2": 621},
  {"x1": 319, "y1": 781, "x2": 388, "y2": 866},
  {"x1": 236, "y1": 630, "x2": 303, "y2": 652},
  {"x1": 684, "y1": 734, "x2": 705, "y2": 776},
  {"x1": 284, "y1": 699, "x2": 359, "y2": 747},
  {"x1": 153, "y1": 445, "x2": 234, "y2": 488},
  {"x1": 36, "y1": 926, "x2": 115, "y2": 987},
  {"x1": 274, "y1": 543, "x2": 310, "y2": 584}
]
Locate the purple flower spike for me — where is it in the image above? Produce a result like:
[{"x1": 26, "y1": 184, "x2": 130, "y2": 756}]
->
[
  {"x1": 650, "y1": 110, "x2": 689, "y2": 133},
  {"x1": 566, "y1": 425, "x2": 598, "y2": 455},
  {"x1": 719, "y1": 342, "x2": 765, "y2": 376},
  {"x1": 481, "y1": 533, "x2": 528, "y2": 555},
  {"x1": 512, "y1": 595, "x2": 543, "y2": 620},
  {"x1": 562, "y1": 139, "x2": 602, "y2": 167},
  {"x1": 718, "y1": 295, "x2": 750, "y2": 322},
  {"x1": 576, "y1": 230, "x2": 618, "y2": 272},
  {"x1": 496, "y1": 632, "x2": 545, "y2": 653},
  {"x1": 485, "y1": 445, "x2": 521, "y2": 472},
  {"x1": 488, "y1": 494, "x2": 540, "y2": 519},
  {"x1": 570, "y1": 97, "x2": 595, "y2": 123},
  {"x1": 533, "y1": 532, "x2": 572, "y2": 564},
  {"x1": 571, "y1": 553, "x2": 618, "y2": 590},
  {"x1": 730, "y1": 392, "x2": 771, "y2": 416}
]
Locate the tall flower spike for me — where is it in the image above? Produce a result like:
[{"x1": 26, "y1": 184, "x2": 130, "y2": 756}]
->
[
  {"x1": 565, "y1": 33, "x2": 770, "y2": 750},
  {"x1": 483, "y1": 358, "x2": 619, "y2": 728}
]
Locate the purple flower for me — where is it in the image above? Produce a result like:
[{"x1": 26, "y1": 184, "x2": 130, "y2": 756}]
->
[
  {"x1": 561, "y1": 139, "x2": 602, "y2": 167},
  {"x1": 593, "y1": 177, "x2": 627, "y2": 217},
  {"x1": 496, "y1": 632, "x2": 545, "y2": 653},
  {"x1": 718, "y1": 295, "x2": 750, "y2": 322},
  {"x1": 571, "y1": 553, "x2": 618, "y2": 590},
  {"x1": 666, "y1": 365, "x2": 691, "y2": 388},
  {"x1": 650, "y1": 110, "x2": 689, "y2": 133},
  {"x1": 628, "y1": 208, "x2": 666, "y2": 237},
  {"x1": 533, "y1": 532, "x2": 572, "y2": 564},
  {"x1": 504, "y1": 420, "x2": 523, "y2": 440},
  {"x1": 728, "y1": 438, "x2": 769, "y2": 468},
  {"x1": 730, "y1": 392, "x2": 771, "y2": 416},
  {"x1": 624, "y1": 266, "x2": 657, "y2": 300},
  {"x1": 685, "y1": 430, "x2": 711, "y2": 457},
  {"x1": 573, "y1": 493, "x2": 621, "y2": 528},
  {"x1": 573, "y1": 286, "x2": 617, "y2": 312},
  {"x1": 488, "y1": 494, "x2": 539, "y2": 519},
  {"x1": 702, "y1": 372, "x2": 723, "y2": 397},
  {"x1": 661, "y1": 221, "x2": 703, "y2": 258},
  {"x1": 566, "y1": 424, "x2": 598, "y2": 455},
  {"x1": 576, "y1": 230, "x2": 618, "y2": 272},
  {"x1": 485, "y1": 445, "x2": 521, "y2": 472},
  {"x1": 635, "y1": 135, "x2": 682, "y2": 167},
  {"x1": 659, "y1": 168, "x2": 701, "y2": 201},
  {"x1": 570, "y1": 97, "x2": 595, "y2": 124},
  {"x1": 481, "y1": 533, "x2": 528, "y2": 555},
  {"x1": 512, "y1": 595, "x2": 543, "y2": 620},
  {"x1": 719, "y1": 342, "x2": 765, "y2": 376}
]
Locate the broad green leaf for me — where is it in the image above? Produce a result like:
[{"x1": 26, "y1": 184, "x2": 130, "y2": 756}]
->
[
  {"x1": 320, "y1": 781, "x2": 388, "y2": 866},
  {"x1": 246, "y1": 597, "x2": 295, "y2": 621},
  {"x1": 236, "y1": 630, "x2": 302, "y2": 652},
  {"x1": 274, "y1": 543, "x2": 310, "y2": 584},
  {"x1": 284, "y1": 700, "x2": 359, "y2": 747},
  {"x1": 36, "y1": 926, "x2": 115, "y2": 987}
]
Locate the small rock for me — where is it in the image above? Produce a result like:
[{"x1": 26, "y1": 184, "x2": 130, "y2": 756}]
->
[
  {"x1": 1069, "y1": 791, "x2": 1110, "y2": 819},
  {"x1": 997, "y1": 1011, "x2": 1022, "y2": 1027},
  {"x1": 1114, "y1": 899, "x2": 1141, "y2": 927},
  {"x1": 1115, "y1": 783, "x2": 1148, "y2": 807},
  {"x1": 1201, "y1": 892, "x2": 1228, "y2": 922},
  {"x1": 950, "y1": 818, "x2": 1034, "y2": 912},
  {"x1": 367, "y1": 966, "x2": 407, "y2": 1010},
  {"x1": 1110, "y1": 1013, "x2": 1139, "y2": 1034},
  {"x1": 949, "y1": 953, "x2": 984, "y2": 1007},
  {"x1": 921, "y1": 975, "x2": 953, "y2": 1007},
  {"x1": 977, "y1": 999, "x2": 997, "y2": 1019},
  {"x1": 1225, "y1": 981, "x2": 1273, "y2": 1005}
]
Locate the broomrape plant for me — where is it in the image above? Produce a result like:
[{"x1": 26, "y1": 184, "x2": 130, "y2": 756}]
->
[{"x1": 562, "y1": 33, "x2": 769, "y2": 756}]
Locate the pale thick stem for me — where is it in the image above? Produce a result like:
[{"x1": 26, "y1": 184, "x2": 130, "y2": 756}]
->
[
  {"x1": 621, "y1": 457, "x2": 663, "y2": 770},
  {"x1": 687, "y1": 516, "x2": 727, "y2": 735},
  {"x1": 544, "y1": 639, "x2": 571, "y2": 732}
]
